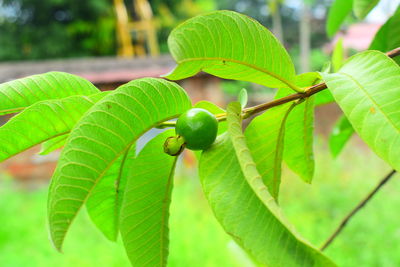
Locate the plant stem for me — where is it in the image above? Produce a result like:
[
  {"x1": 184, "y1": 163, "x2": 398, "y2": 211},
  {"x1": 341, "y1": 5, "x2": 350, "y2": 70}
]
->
[
  {"x1": 320, "y1": 169, "x2": 397, "y2": 251},
  {"x1": 157, "y1": 47, "x2": 400, "y2": 128}
]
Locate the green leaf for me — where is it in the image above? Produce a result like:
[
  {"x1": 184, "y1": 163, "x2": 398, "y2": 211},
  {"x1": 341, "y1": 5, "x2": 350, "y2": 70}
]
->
[
  {"x1": 0, "y1": 93, "x2": 107, "y2": 162},
  {"x1": 166, "y1": 10, "x2": 299, "y2": 91},
  {"x1": 353, "y1": 0, "x2": 380, "y2": 19},
  {"x1": 283, "y1": 97, "x2": 315, "y2": 183},
  {"x1": 244, "y1": 73, "x2": 318, "y2": 194},
  {"x1": 326, "y1": 0, "x2": 353, "y2": 37},
  {"x1": 0, "y1": 72, "x2": 99, "y2": 115},
  {"x1": 320, "y1": 62, "x2": 332, "y2": 73},
  {"x1": 86, "y1": 144, "x2": 136, "y2": 241},
  {"x1": 194, "y1": 100, "x2": 224, "y2": 114},
  {"x1": 48, "y1": 78, "x2": 191, "y2": 251},
  {"x1": 292, "y1": 72, "x2": 321, "y2": 90},
  {"x1": 199, "y1": 102, "x2": 336, "y2": 266},
  {"x1": 238, "y1": 88, "x2": 248, "y2": 108},
  {"x1": 369, "y1": 5, "x2": 400, "y2": 65},
  {"x1": 332, "y1": 37, "x2": 345, "y2": 72},
  {"x1": 274, "y1": 73, "x2": 317, "y2": 183},
  {"x1": 245, "y1": 103, "x2": 295, "y2": 200},
  {"x1": 329, "y1": 115, "x2": 355, "y2": 157},
  {"x1": 120, "y1": 129, "x2": 177, "y2": 267},
  {"x1": 39, "y1": 135, "x2": 68, "y2": 155},
  {"x1": 322, "y1": 51, "x2": 400, "y2": 171}
]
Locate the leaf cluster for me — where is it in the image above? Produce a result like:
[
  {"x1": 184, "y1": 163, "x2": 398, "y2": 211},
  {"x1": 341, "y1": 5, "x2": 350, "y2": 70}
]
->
[{"x1": 1, "y1": 8, "x2": 400, "y2": 267}]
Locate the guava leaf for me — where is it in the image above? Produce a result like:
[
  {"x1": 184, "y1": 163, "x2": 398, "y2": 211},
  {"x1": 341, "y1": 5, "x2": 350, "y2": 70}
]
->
[
  {"x1": 120, "y1": 130, "x2": 177, "y2": 267},
  {"x1": 369, "y1": 5, "x2": 400, "y2": 65},
  {"x1": 322, "y1": 51, "x2": 400, "y2": 171},
  {"x1": 326, "y1": 0, "x2": 353, "y2": 37},
  {"x1": 245, "y1": 102, "x2": 295, "y2": 200},
  {"x1": 353, "y1": 0, "x2": 380, "y2": 19},
  {"x1": 199, "y1": 102, "x2": 336, "y2": 266},
  {"x1": 320, "y1": 62, "x2": 331, "y2": 73},
  {"x1": 329, "y1": 115, "x2": 355, "y2": 157},
  {"x1": 86, "y1": 144, "x2": 136, "y2": 241},
  {"x1": 166, "y1": 10, "x2": 298, "y2": 91},
  {"x1": 275, "y1": 75, "x2": 316, "y2": 183},
  {"x1": 0, "y1": 93, "x2": 107, "y2": 162},
  {"x1": 48, "y1": 78, "x2": 191, "y2": 251},
  {"x1": 238, "y1": 88, "x2": 248, "y2": 108},
  {"x1": 39, "y1": 135, "x2": 68, "y2": 155},
  {"x1": 275, "y1": 73, "x2": 317, "y2": 183},
  {"x1": 332, "y1": 37, "x2": 345, "y2": 72},
  {"x1": 283, "y1": 97, "x2": 315, "y2": 183},
  {"x1": 0, "y1": 72, "x2": 99, "y2": 115}
]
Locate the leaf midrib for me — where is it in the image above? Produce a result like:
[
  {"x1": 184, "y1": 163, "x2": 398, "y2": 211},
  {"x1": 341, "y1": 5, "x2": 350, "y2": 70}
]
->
[
  {"x1": 0, "y1": 107, "x2": 25, "y2": 115},
  {"x1": 273, "y1": 103, "x2": 296, "y2": 198},
  {"x1": 2, "y1": 131, "x2": 69, "y2": 161},
  {"x1": 225, "y1": 103, "x2": 333, "y2": 264},
  {"x1": 302, "y1": 98, "x2": 314, "y2": 182},
  {"x1": 113, "y1": 148, "x2": 132, "y2": 241},
  {"x1": 178, "y1": 57, "x2": 299, "y2": 91},
  {"x1": 159, "y1": 158, "x2": 177, "y2": 266}
]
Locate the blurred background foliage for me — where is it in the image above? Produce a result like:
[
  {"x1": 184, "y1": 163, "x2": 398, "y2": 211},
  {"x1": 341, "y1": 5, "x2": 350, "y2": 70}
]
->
[
  {"x1": 0, "y1": 0, "x2": 116, "y2": 60},
  {"x1": 0, "y1": 0, "x2": 331, "y2": 63}
]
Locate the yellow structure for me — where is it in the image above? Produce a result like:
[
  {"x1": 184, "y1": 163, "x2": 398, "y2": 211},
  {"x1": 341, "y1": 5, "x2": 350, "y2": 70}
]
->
[{"x1": 113, "y1": 0, "x2": 160, "y2": 57}]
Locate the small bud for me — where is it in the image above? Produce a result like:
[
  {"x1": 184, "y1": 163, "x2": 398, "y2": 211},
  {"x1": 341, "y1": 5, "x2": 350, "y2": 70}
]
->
[{"x1": 163, "y1": 135, "x2": 185, "y2": 156}]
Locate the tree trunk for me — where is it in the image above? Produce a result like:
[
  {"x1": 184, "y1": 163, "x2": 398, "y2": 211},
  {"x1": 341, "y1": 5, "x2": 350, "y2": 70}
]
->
[
  {"x1": 272, "y1": 2, "x2": 284, "y2": 45},
  {"x1": 300, "y1": 2, "x2": 311, "y2": 72}
]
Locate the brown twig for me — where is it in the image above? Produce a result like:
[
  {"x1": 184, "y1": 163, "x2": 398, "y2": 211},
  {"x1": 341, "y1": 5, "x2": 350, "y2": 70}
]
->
[
  {"x1": 320, "y1": 169, "x2": 397, "y2": 251},
  {"x1": 244, "y1": 48, "x2": 399, "y2": 117}
]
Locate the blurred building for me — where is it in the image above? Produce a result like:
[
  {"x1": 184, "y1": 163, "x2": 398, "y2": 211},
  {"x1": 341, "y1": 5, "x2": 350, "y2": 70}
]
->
[{"x1": 326, "y1": 23, "x2": 382, "y2": 53}]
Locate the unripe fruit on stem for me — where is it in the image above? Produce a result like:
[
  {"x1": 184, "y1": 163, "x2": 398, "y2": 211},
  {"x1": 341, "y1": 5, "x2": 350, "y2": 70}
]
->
[
  {"x1": 164, "y1": 135, "x2": 185, "y2": 156},
  {"x1": 175, "y1": 108, "x2": 218, "y2": 150}
]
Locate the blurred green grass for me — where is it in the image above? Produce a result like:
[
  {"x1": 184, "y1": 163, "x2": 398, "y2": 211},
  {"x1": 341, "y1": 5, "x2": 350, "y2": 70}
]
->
[{"x1": 1, "y1": 137, "x2": 400, "y2": 266}]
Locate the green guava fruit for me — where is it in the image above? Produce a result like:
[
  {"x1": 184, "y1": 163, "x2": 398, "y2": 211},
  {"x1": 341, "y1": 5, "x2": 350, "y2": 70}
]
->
[{"x1": 175, "y1": 108, "x2": 218, "y2": 150}]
